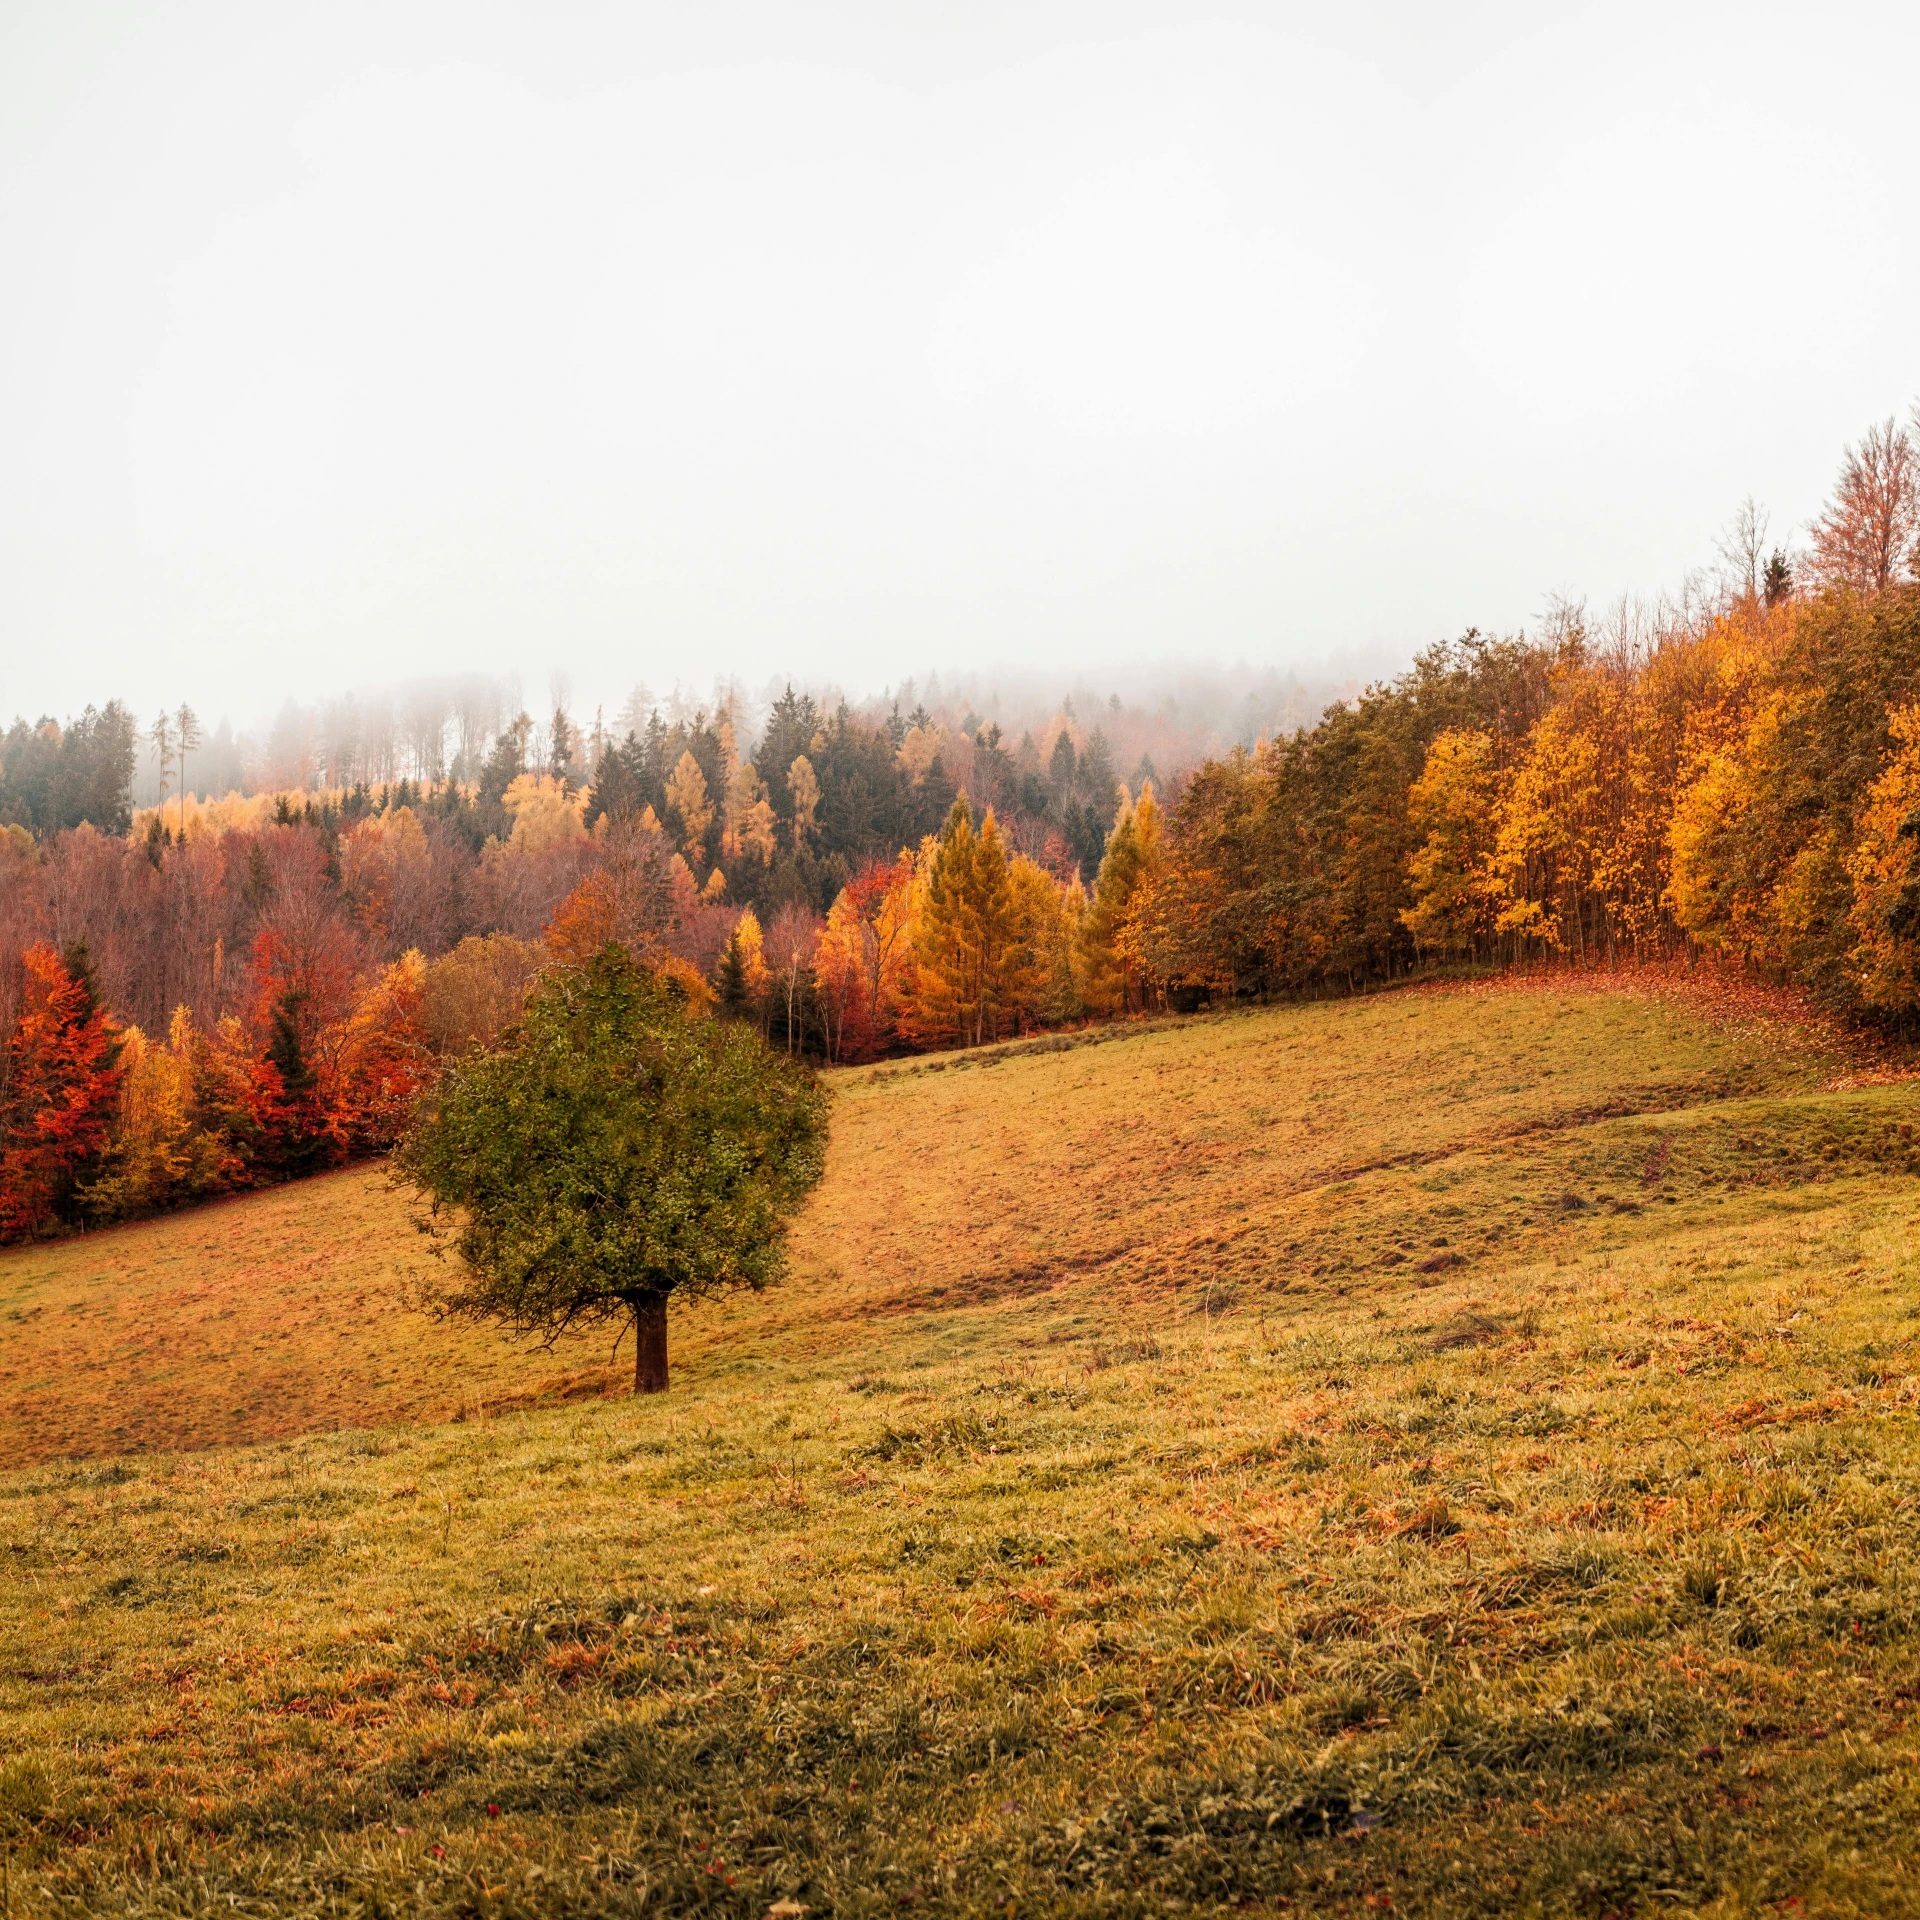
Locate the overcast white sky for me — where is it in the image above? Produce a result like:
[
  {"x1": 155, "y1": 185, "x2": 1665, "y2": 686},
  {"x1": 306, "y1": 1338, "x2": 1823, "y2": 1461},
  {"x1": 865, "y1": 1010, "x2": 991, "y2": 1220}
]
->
[{"x1": 3, "y1": 0, "x2": 1918, "y2": 728}]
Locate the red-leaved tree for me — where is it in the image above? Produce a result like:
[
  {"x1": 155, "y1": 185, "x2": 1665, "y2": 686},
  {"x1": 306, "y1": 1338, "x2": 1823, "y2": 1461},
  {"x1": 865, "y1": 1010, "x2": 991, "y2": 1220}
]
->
[
  {"x1": 243, "y1": 929, "x2": 349, "y2": 1176},
  {"x1": 0, "y1": 942, "x2": 125, "y2": 1240}
]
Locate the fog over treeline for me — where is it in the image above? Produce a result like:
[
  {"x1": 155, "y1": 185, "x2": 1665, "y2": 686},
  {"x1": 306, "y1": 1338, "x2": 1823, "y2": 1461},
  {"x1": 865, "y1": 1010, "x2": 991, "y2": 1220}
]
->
[{"x1": 99, "y1": 659, "x2": 1376, "y2": 811}]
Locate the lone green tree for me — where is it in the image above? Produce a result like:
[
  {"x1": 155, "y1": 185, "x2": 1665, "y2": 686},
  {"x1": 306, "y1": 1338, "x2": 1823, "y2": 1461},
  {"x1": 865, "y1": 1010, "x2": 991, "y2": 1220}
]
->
[{"x1": 397, "y1": 946, "x2": 829, "y2": 1393}]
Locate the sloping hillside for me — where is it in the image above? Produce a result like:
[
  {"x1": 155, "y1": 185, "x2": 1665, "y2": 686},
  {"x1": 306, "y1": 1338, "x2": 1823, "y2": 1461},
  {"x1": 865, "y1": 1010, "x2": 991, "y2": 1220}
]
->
[
  {"x1": 4, "y1": 984, "x2": 1920, "y2": 1916},
  {"x1": 4, "y1": 982, "x2": 1855, "y2": 1470},
  {"x1": 0, "y1": 1172, "x2": 624, "y2": 1467}
]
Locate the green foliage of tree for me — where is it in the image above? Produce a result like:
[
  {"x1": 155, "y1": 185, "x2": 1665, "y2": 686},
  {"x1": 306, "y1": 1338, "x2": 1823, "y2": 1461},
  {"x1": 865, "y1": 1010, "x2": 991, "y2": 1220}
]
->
[
  {"x1": 0, "y1": 702, "x2": 137, "y2": 836},
  {"x1": 1046, "y1": 728, "x2": 1077, "y2": 796},
  {"x1": 548, "y1": 710, "x2": 577, "y2": 788},
  {"x1": 715, "y1": 929, "x2": 752, "y2": 1015},
  {"x1": 583, "y1": 734, "x2": 647, "y2": 828},
  {"x1": 742, "y1": 698, "x2": 955, "y2": 920},
  {"x1": 968, "y1": 722, "x2": 1015, "y2": 817},
  {"x1": 477, "y1": 714, "x2": 533, "y2": 807},
  {"x1": 1060, "y1": 798, "x2": 1108, "y2": 883},
  {"x1": 396, "y1": 946, "x2": 830, "y2": 1393}
]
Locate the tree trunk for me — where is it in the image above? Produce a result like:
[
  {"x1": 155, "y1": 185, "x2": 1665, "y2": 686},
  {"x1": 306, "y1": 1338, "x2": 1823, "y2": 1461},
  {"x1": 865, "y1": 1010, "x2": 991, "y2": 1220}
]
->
[{"x1": 632, "y1": 1293, "x2": 670, "y2": 1394}]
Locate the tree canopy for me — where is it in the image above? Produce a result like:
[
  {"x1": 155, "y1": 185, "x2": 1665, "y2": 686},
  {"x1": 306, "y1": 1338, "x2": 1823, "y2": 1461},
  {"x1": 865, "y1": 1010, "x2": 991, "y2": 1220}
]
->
[{"x1": 396, "y1": 945, "x2": 830, "y2": 1392}]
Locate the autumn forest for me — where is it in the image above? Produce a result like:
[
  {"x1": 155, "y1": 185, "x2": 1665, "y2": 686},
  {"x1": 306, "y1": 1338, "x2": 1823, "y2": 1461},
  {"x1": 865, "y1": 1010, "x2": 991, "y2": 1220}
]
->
[{"x1": 6, "y1": 406, "x2": 1920, "y2": 1244}]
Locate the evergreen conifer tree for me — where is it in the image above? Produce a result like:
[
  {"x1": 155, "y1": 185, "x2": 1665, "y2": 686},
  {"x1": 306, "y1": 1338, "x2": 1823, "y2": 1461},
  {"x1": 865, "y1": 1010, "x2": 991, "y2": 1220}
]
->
[
  {"x1": 262, "y1": 987, "x2": 331, "y2": 1176},
  {"x1": 716, "y1": 930, "x2": 751, "y2": 1015},
  {"x1": 1048, "y1": 728, "x2": 1078, "y2": 800}
]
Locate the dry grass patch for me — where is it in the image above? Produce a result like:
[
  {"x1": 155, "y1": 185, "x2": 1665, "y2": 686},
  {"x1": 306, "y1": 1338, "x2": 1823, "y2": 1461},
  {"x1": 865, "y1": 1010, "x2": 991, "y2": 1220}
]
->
[
  {"x1": 0, "y1": 1173, "x2": 624, "y2": 1467},
  {"x1": 4, "y1": 987, "x2": 1920, "y2": 1914}
]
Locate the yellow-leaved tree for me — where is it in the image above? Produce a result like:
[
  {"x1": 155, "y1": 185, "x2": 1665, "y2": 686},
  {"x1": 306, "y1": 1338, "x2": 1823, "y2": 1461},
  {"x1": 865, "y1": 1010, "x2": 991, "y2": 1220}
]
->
[
  {"x1": 422, "y1": 934, "x2": 548, "y2": 1056},
  {"x1": 904, "y1": 797, "x2": 1027, "y2": 1049},
  {"x1": 1008, "y1": 855, "x2": 1080, "y2": 1028},
  {"x1": 896, "y1": 724, "x2": 943, "y2": 784},
  {"x1": 79, "y1": 1010, "x2": 229, "y2": 1222},
  {"x1": 1490, "y1": 700, "x2": 1601, "y2": 955},
  {"x1": 788, "y1": 755, "x2": 821, "y2": 850},
  {"x1": 1666, "y1": 734, "x2": 1771, "y2": 960},
  {"x1": 1400, "y1": 729, "x2": 1501, "y2": 957},
  {"x1": 1846, "y1": 704, "x2": 1920, "y2": 1009},
  {"x1": 339, "y1": 805, "x2": 433, "y2": 952},
  {"x1": 1075, "y1": 783, "x2": 1162, "y2": 1015},
  {"x1": 723, "y1": 761, "x2": 777, "y2": 863},
  {"x1": 1661, "y1": 608, "x2": 1789, "y2": 960},
  {"x1": 664, "y1": 752, "x2": 713, "y2": 862},
  {"x1": 501, "y1": 774, "x2": 590, "y2": 853}
]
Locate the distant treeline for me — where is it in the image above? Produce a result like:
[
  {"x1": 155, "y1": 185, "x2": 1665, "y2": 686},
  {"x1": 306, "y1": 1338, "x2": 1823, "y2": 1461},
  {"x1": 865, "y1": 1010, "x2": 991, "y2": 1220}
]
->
[
  {"x1": 0, "y1": 676, "x2": 1162, "y2": 1241},
  {"x1": 0, "y1": 704, "x2": 139, "y2": 838},
  {"x1": 0, "y1": 683, "x2": 1124, "y2": 924},
  {"x1": 1132, "y1": 587, "x2": 1920, "y2": 1017}
]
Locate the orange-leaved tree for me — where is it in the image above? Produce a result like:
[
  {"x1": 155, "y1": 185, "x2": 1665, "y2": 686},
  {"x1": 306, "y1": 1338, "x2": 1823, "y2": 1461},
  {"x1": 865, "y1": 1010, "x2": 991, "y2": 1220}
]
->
[
  {"x1": 322, "y1": 951, "x2": 434, "y2": 1151},
  {"x1": 545, "y1": 819, "x2": 713, "y2": 1009},
  {"x1": 243, "y1": 929, "x2": 347, "y2": 1177},
  {"x1": 814, "y1": 855, "x2": 913, "y2": 1061},
  {"x1": 0, "y1": 941, "x2": 125, "y2": 1241}
]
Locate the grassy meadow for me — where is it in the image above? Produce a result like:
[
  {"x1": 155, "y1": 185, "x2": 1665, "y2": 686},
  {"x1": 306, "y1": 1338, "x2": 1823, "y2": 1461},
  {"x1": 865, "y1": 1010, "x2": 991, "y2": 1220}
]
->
[{"x1": 6, "y1": 981, "x2": 1920, "y2": 1914}]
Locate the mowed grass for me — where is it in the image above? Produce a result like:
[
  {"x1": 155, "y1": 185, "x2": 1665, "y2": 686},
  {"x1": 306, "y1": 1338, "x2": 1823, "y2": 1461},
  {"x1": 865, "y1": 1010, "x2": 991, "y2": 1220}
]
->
[{"x1": 5, "y1": 986, "x2": 1920, "y2": 1915}]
